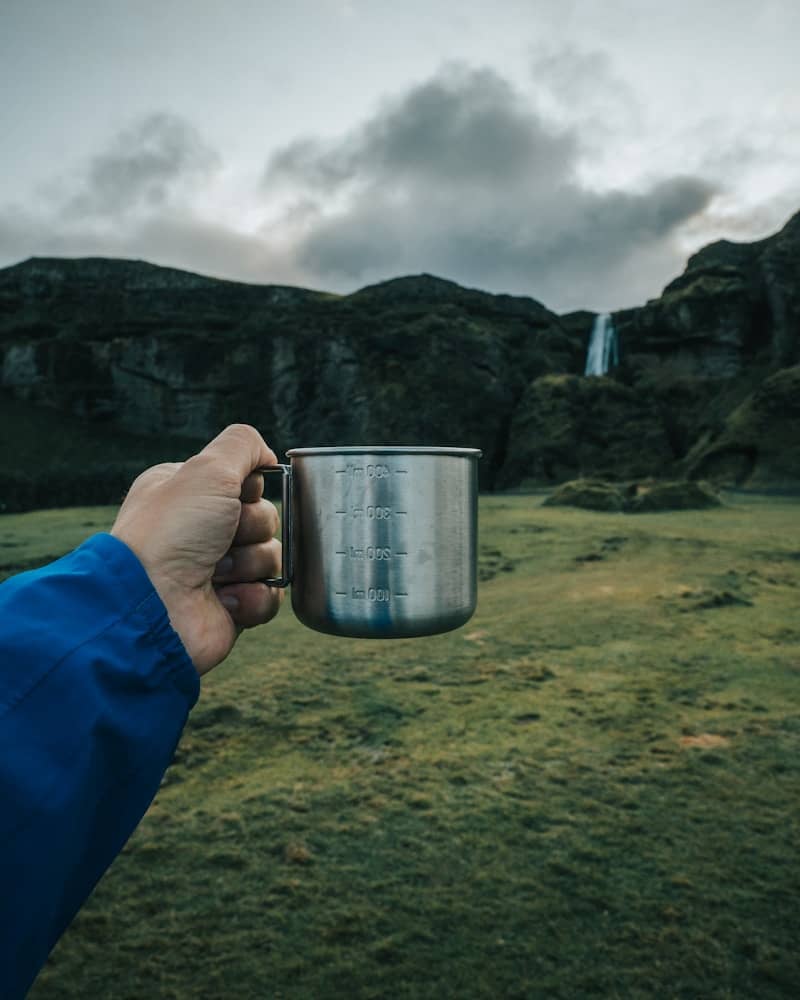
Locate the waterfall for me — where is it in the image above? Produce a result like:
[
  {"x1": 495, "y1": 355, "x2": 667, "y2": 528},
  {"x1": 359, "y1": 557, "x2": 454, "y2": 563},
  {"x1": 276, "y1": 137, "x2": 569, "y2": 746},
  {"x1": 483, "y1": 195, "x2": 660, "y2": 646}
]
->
[{"x1": 584, "y1": 313, "x2": 618, "y2": 376}]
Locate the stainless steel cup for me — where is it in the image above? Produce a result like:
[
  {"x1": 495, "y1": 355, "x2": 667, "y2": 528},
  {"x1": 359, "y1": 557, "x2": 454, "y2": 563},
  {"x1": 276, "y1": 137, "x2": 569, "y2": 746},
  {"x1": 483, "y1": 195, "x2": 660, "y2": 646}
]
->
[{"x1": 264, "y1": 446, "x2": 481, "y2": 638}]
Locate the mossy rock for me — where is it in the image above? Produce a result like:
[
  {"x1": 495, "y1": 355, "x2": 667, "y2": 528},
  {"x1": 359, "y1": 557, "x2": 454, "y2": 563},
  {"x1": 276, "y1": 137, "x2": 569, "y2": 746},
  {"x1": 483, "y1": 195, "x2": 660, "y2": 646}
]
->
[
  {"x1": 544, "y1": 478, "x2": 722, "y2": 513},
  {"x1": 543, "y1": 479, "x2": 626, "y2": 512},
  {"x1": 625, "y1": 480, "x2": 722, "y2": 513}
]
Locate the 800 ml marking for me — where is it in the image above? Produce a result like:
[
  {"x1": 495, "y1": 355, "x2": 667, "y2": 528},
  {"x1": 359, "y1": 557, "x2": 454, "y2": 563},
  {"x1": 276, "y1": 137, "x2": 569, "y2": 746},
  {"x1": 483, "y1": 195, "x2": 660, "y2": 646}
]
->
[{"x1": 350, "y1": 505, "x2": 393, "y2": 519}]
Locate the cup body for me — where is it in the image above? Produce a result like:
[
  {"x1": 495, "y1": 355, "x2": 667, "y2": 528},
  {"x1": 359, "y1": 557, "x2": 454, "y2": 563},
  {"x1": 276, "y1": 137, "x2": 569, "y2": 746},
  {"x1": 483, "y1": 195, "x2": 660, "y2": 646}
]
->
[{"x1": 286, "y1": 446, "x2": 480, "y2": 638}]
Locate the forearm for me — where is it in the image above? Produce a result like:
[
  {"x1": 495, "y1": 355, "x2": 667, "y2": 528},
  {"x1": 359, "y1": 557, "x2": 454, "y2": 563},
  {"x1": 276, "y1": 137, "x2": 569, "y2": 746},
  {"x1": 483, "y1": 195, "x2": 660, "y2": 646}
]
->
[{"x1": 0, "y1": 534, "x2": 199, "y2": 997}]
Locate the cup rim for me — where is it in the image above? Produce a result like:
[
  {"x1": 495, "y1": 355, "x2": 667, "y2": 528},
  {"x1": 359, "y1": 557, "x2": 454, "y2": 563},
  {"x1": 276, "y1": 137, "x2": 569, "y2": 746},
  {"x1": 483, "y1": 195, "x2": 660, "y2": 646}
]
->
[{"x1": 286, "y1": 445, "x2": 482, "y2": 458}]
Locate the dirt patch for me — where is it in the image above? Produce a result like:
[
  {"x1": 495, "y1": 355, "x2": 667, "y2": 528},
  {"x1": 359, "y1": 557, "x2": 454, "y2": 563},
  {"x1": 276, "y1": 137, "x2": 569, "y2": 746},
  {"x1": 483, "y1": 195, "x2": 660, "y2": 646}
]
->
[
  {"x1": 463, "y1": 630, "x2": 490, "y2": 644},
  {"x1": 679, "y1": 733, "x2": 730, "y2": 749}
]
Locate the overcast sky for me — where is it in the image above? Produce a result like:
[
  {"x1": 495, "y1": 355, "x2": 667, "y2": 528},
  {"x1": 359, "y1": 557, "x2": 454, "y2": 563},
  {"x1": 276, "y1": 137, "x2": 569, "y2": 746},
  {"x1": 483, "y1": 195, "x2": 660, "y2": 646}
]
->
[{"x1": 1, "y1": 0, "x2": 798, "y2": 312}]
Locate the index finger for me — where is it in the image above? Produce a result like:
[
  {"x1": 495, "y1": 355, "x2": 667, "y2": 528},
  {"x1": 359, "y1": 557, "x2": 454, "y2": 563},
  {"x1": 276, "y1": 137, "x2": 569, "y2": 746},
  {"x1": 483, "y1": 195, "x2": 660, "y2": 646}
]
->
[
  {"x1": 200, "y1": 424, "x2": 277, "y2": 484},
  {"x1": 240, "y1": 471, "x2": 264, "y2": 504}
]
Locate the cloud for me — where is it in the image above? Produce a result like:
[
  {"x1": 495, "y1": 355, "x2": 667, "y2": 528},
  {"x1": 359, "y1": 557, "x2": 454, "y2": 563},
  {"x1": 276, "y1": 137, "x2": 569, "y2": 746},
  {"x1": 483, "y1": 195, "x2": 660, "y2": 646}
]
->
[
  {"x1": 265, "y1": 65, "x2": 578, "y2": 194},
  {"x1": 529, "y1": 44, "x2": 642, "y2": 137},
  {"x1": 0, "y1": 204, "x2": 304, "y2": 288},
  {"x1": 64, "y1": 112, "x2": 220, "y2": 219},
  {"x1": 261, "y1": 63, "x2": 716, "y2": 310},
  {"x1": 0, "y1": 112, "x2": 300, "y2": 285},
  {"x1": 0, "y1": 70, "x2": 720, "y2": 311}
]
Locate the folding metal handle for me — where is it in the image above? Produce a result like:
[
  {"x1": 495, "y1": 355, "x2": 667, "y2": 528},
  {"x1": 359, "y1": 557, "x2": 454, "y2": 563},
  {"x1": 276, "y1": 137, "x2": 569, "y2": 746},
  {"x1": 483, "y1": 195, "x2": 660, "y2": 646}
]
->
[{"x1": 260, "y1": 464, "x2": 293, "y2": 588}]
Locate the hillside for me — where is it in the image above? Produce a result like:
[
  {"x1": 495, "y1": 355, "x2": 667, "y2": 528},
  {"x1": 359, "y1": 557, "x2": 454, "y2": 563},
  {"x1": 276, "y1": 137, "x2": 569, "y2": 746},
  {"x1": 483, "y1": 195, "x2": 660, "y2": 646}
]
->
[{"x1": 0, "y1": 211, "x2": 798, "y2": 507}]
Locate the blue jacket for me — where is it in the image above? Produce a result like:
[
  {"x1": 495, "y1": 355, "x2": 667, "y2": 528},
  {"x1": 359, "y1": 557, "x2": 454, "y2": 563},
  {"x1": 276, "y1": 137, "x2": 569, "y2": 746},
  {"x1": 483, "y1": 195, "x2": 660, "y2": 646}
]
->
[{"x1": 0, "y1": 533, "x2": 199, "y2": 998}]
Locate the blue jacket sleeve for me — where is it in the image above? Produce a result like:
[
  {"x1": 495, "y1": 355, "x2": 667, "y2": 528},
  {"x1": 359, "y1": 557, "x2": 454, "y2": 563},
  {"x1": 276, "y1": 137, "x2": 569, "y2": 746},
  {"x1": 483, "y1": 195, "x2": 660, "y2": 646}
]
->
[{"x1": 0, "y1": 533, "x2": 200, "y2": 998}]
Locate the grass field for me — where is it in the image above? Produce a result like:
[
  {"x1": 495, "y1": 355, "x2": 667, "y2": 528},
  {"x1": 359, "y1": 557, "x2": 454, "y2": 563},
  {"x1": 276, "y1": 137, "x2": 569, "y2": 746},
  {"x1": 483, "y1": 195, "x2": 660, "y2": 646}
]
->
[{"x1": 5, "y1": 494, "x2": 799, "y2": 999}]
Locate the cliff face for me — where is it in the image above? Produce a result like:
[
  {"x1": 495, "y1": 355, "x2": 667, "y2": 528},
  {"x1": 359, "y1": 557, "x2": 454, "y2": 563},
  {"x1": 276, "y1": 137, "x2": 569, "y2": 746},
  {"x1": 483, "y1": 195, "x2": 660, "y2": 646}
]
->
[
  {"x1": 614, "y1": 211, "x2": 800, "y2": 377},
  {"x1": 1, "y1": 211, "x2": 798, "y2": 498},
  {"x1": 0, "y1": 259, "x2": 575, "y2": 489}
]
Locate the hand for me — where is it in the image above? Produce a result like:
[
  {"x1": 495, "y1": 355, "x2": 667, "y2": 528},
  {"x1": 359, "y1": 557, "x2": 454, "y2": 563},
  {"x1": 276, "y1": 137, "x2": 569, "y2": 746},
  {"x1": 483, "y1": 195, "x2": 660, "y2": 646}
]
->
[{"x1": 111, "y1": 424, "x2": 284, "y2": 676}]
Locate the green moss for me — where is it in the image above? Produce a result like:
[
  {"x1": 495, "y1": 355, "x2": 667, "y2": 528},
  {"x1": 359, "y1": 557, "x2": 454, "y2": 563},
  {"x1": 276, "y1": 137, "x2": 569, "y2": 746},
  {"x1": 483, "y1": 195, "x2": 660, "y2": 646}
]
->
[
  {"x1": 627, "y1": 479, "x2": 722, "y2": 512},
  {"x1": 544, "y1": 478, "x2": 626, "y2": 511},
  {"x1": 687, "y1": 365, "x2": 800, "y2": 487},
  {"x1": 543, "y1": 479, "x2": 722, "y2": 514}
]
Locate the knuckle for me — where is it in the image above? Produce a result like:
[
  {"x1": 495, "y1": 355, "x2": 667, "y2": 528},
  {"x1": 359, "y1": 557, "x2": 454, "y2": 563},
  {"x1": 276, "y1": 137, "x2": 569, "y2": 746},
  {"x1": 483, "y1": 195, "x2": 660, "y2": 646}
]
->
[{"x1": 130, "y1": 463, "x2": 178, "y2": 490}]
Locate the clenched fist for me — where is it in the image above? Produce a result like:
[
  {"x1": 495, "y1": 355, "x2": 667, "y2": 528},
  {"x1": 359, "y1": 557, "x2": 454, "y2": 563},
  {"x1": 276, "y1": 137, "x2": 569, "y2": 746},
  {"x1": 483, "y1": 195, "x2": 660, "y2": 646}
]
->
[{"x1": 111, "y1": 424, "x2": 284, "y2": 675}]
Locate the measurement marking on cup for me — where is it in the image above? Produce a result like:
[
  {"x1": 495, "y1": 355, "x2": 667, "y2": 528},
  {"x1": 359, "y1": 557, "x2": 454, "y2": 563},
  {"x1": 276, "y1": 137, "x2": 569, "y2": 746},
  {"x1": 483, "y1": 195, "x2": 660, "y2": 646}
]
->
[
  {"x1": 350, "y1": 587, "x2": 392, "y2": 602},
  {"x1": 338, "y1": 464, "x2": 393, "y2": 479},
  {"x1": 397, "y1": 592, "x2": 408, "y2": 597},
  {"x1": 350, "y1": 505, "x2": 392, "y2": 519},
  {"x1": 341, "y1": 546, "x2": 392, "y2": 561}
]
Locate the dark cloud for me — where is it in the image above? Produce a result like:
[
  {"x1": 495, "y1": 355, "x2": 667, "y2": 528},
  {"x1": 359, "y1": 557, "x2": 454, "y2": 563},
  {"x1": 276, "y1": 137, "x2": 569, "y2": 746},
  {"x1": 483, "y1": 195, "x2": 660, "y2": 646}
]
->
[
  {"x1": 65, "y1": 112, "x2": 220, "y2": 219},
  {"x1": 265, "y1": 65, "x2": 577, "y2": 193},
  {"x1": 263, "y1": 64, "x2": 716, "y2": 310},
  {"x1": 0, "y1": 70, "x2": 719, "y2": 312}
]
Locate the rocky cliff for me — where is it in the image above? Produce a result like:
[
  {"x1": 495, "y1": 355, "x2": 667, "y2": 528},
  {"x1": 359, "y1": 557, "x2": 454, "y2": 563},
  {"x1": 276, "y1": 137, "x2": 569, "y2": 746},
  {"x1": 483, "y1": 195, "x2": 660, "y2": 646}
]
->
[
  {"x1": 614, "y1": 210, "x2": 800, "y2": 377},
  {"x1": 0, "y1": 259, "x2": 576, "y2": 490},
  {"x1": 1, "y1": 210, "x2": 798, "y2": 503}
]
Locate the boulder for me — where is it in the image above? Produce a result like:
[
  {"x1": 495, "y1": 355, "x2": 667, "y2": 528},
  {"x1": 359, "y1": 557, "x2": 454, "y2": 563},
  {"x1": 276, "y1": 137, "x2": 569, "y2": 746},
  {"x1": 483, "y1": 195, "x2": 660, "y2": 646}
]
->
[
  {"x1": 544, "y1": 478, "x2": 722, "y2": 513},
  {"x1": 625, "y1": 479, "x2": 722, "y2": 512},
  {"x1": 543, "y1": 479, "x2": 626, "y2": 512}
]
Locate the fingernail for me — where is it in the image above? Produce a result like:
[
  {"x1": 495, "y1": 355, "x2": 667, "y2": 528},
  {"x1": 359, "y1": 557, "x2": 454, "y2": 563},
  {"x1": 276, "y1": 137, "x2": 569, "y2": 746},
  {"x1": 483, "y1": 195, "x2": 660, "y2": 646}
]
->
[
  {"x1": 221, "y1": 594, "x2": 239, "y2": 612},
  {"x1": 215, "y1": 555, "x2": 234, "y2": 575}
]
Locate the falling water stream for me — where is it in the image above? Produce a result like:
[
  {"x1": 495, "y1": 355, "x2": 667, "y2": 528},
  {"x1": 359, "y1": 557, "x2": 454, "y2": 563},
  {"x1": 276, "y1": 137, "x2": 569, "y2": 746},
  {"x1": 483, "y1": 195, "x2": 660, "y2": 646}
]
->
[{"x1": 584, "y1": 313, "x2": 618, "y2": 376}]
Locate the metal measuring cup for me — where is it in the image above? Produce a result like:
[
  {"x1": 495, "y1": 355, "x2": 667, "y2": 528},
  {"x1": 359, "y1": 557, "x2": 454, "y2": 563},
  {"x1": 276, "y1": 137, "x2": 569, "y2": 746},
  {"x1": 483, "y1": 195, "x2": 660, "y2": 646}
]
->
[{"x1": 262, "y1": 446, "x2": 481, "y2": 638}]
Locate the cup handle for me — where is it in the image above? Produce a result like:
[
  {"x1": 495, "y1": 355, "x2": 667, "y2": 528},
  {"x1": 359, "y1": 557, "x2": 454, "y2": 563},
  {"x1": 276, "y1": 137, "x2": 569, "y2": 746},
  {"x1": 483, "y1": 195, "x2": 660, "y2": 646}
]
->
[{"x1": 260, "y1": 464, "x2": 293, "y2": 587}]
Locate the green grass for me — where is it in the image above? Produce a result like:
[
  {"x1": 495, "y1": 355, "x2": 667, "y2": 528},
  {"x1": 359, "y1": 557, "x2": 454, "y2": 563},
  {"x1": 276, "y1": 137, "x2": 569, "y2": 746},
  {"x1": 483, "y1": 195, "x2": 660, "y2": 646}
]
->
[{"x1": 7, "y1": 494, "x2": 800, "y2": 998}]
